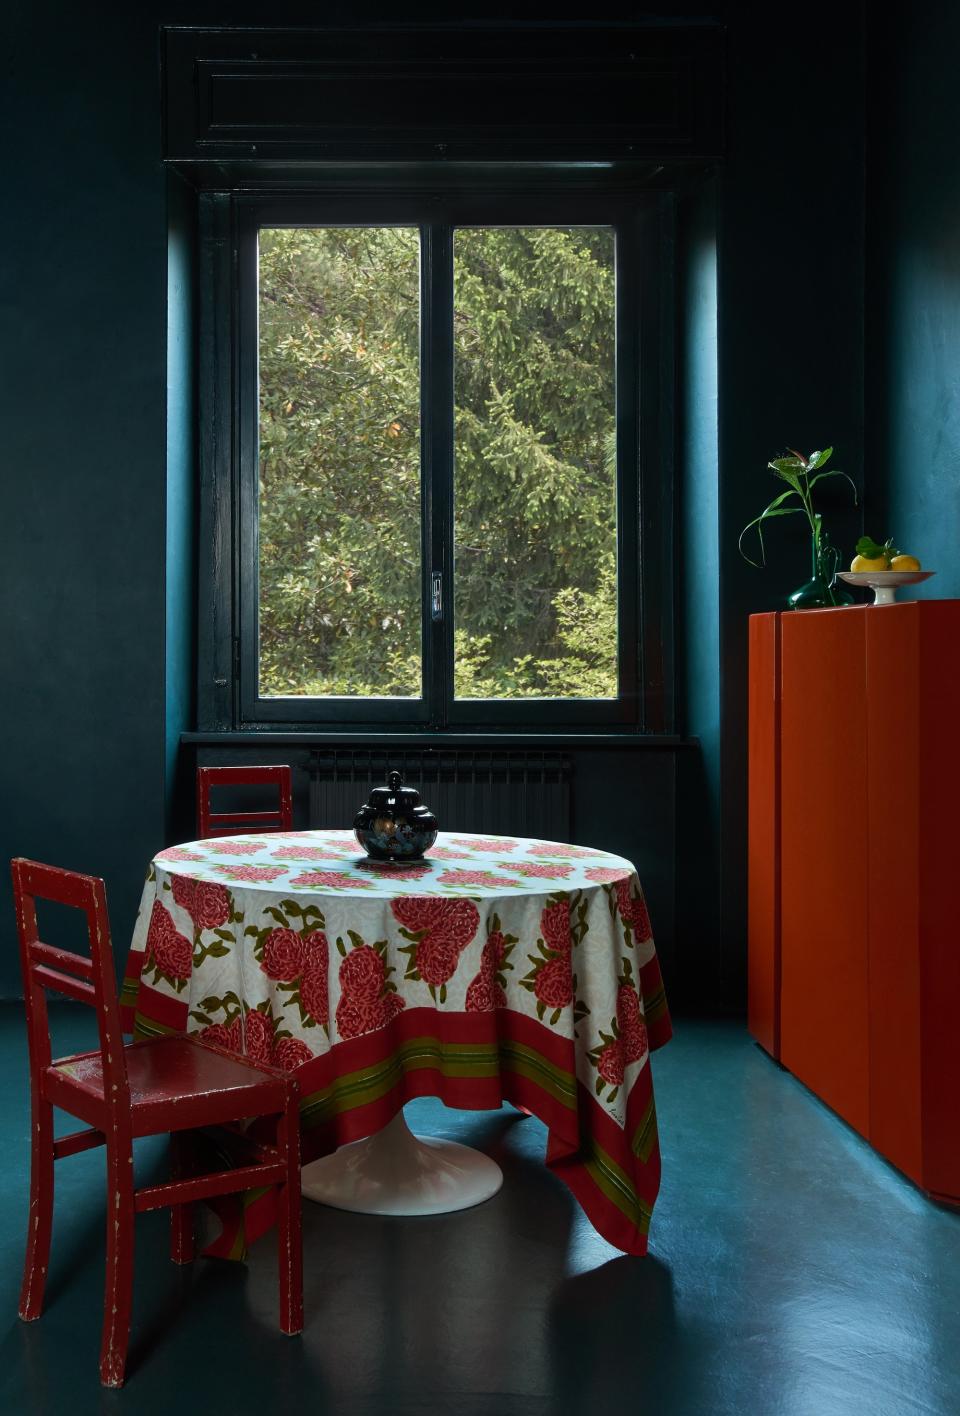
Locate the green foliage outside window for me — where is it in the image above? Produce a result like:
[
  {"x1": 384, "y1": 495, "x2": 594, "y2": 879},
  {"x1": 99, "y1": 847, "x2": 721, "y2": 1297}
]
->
[{"x1": 257, "y1": 224, "x2": 619, "y2": 701}]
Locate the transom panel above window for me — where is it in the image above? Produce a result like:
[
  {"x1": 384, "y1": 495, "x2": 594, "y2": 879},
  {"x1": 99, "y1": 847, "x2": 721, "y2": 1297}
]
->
[{"x1": 208, "y1": 192, "x2": 670, "y2": 732}]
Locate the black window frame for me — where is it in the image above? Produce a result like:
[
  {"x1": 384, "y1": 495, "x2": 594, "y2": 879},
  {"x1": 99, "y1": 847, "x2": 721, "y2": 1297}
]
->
[{"x1": 198, "y1": 183, "x2": 675, "y2": 736}]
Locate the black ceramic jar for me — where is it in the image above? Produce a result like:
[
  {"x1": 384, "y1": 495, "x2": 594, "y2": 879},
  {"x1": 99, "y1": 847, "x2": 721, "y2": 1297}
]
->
[{"x1": 353, "y1": 771, "x2": 439, "y2": 861}]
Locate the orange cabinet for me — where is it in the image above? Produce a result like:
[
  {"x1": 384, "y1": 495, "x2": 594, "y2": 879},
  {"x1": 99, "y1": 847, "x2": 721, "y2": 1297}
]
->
[{"x1": 748, "y1": 602, "x2": 960, "y2": 1202}]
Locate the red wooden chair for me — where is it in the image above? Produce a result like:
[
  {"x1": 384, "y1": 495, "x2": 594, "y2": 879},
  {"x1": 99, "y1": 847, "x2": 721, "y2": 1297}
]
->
[
  {"x1": 11, "y1": 858, "x2": 303, "y2": 1388},
  {"x1": 196, "y1": 764, "x2": 294, "y2": 838}
]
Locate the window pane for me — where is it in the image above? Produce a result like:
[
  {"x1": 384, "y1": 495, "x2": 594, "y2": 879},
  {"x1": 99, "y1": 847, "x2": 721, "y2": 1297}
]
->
[
  {"x1": 258, "y1": 227, "x2": 422, "y2": 698},
  {"x1": 453, "y1": 227, "x2": 617, "y2": 700}
]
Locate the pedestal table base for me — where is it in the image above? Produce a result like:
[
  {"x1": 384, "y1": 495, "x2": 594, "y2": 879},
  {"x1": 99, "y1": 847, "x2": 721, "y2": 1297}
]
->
[{"x1": 301, "y1": 1109, "x2": 504, "y2": 1216}]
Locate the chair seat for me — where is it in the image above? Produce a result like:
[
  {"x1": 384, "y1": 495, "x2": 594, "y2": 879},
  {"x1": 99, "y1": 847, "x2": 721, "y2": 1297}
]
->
[{"x1": 46, "y1": 1035, "x2": 288, "y2": 1136}]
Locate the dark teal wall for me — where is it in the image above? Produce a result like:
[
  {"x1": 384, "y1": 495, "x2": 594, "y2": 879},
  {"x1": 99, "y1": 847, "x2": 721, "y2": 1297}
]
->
[
  {"x1": 1, "y1": 6, "x2": 170, "y2": 987},
  {"x1": 0, "y1": 3, "x2": 871, "y2": 1003},
  {"x1": 867, "y1": 1, "x2": 960, "y2": 594},
  {"x1": 714, "y1": 4, "x2": 866, "y2": 1003}
]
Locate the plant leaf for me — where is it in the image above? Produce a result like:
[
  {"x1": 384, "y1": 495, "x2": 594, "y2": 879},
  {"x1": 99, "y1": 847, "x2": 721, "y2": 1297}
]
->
[
  {"x1": 768, "y1": 464, "x2": 803, "y2": 493},
  {"x1": 808, "y1": 468, "x2": 857, "y2": 502},
  {"x1": 759, "y1": 487, "x2": 803, "y2": 516},
  {"x1": 856, "y1": 534, "x2": 900, "y2": 561},
  {"x1": 738, "y1": 506, "x2": 806, "y2": 567},
  {"x1": 806, "y1": 446, "x2": 833, "y2": 471}
]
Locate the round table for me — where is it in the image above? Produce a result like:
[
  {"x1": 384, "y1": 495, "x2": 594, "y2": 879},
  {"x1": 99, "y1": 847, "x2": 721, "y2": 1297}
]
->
[{"x1": 122, "y1": 829, "x2": 670, "y2": 1252}]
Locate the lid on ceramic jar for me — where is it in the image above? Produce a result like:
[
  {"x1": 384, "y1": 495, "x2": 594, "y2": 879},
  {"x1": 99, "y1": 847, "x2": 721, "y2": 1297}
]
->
[{"x1": 365, "y1": 770, "x2": 423, "y2": 811}]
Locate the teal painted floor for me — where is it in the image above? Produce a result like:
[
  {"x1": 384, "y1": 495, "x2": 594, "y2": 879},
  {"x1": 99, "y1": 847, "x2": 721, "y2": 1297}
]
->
[{"x1": 1, "y1": 1007, "x2": 958, "y2": 1415}]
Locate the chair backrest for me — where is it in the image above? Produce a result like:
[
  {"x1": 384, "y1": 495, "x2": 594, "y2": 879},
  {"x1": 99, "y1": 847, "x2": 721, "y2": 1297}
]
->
[
  {"x1": 11, "y1": 858, "x2": 129, "y2": 1105},
  {"x1": 196, "y1": 764, "x2": 294, "y2": 839}
]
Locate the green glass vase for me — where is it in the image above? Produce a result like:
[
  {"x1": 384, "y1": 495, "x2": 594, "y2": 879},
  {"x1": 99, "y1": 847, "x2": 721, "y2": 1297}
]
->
[{"x1": 787, "y1": 519, "x2": 854, "y2": 610}]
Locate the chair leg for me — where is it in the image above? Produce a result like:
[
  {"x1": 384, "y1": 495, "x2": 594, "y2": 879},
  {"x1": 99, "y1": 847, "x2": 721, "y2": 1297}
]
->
[
  {"x1": 19, "y1": 1097, "x2": 54, "y2": 1322},
  {"x1": 277, "y1": 1091, "x2": 303, "y2": 1336},
  {"x1": 169, "y1": 1132, "x2": 195, "y2": 1265},
  {"x1": 99, "y1": 1138, "x2": 135, "y2": 1388}
]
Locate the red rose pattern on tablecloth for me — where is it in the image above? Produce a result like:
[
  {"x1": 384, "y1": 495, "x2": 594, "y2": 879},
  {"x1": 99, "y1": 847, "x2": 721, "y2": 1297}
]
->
[
  {"x1": 195, "y1": 881, "x2": 232, "y2": 929},
  {"x1": 340, "y1": 944, "x2": 385, "y2": 994},
  {"x1": 613, "y1": 877, "x2": 653, "y2": 944},
  {"x1": 200, "y1": 1016, "x2": 243, "y2": 1052},
  {"x1": 530, "y1": 843, "x2": 598, "y2": 858},
  {"x1": 392, "y1": 897, "x2": 480, "y2": 949},
  {"x1": 540, "y1": 898, "x2": 572, "y2": 955},
  {"x1": 156, "y1": 847, "x2": 205, "y2": 863},
  {"x1": 162, "y1": 875, "x2": 242, "y2": 973},
  {"x1": 393, "y1": 896, "x2": 480, "y2": 1001},
  {"x1": 213, "y1": 864, "x2": 287, "y2": 884},
  {"x1": 153, "y1": 929, "x2": 193, "y2": 981},
  {"x1": 169, "y1": 876, "x2": 232, "y2": 933},
  {"x1": 146, "y1": 898, "x2": 175, "y2": 952},
  {"x1": 465, "y1": 922, "x2": 516, "y2": 1012},
  {"x1": 587, "y1": 957, "x2": 648, "y2": 1103},
  {"x1": 261, "y1": 927, "x2": 307, "y2": 981},
  {"x1": 533, "y1": 956, "x2": 574, "y2": 1010},
  {"x1": 270, "y1": 846, "x2": 348, "y2": 861},
  {"x1": 243, "y1": 903, "x2": 332, "y2": 1039},
  {"x1": 170, "y1": 874, "x2": 196, "y2": 913},
  {"x1": 199, "y1": 841, "x2": 266, "y2": 856},
  {"x1": 243, "y1": 1006, "x2": 275, "y2": 1063},
  {"x1": 585, "y1": 866, "x2": 631, "y2": 885},
  {"x1": 596, "y1": 1040, "x2": 625, "y2": 1088},
  {"x1": 273, "y1": 1036, "x2": 314, "y2": 1070},
  {"x1": 288, "y1": 870, "x2": 373, "y2": 890},
  {"x1": 423, "y1": 845, "x2": 464, "y2": 860},
  {"x1": 299, "y1": 959, "x2": 329, "y2": 1030},
  {"x1": 507, "y1": 860, "x2": 574, "y2": 879},
  {"x1": 416, "y1": 936, "x2": 463, "y2": 987},
  {"x1": 519, "y1": 896, "x2": 591, "y2": 1028},
  {"x1": 144, "y1": 899, "x2": 193, "y2": 988},
  {"x1": 435, "y1": 868, "x2": 520, "y2": 890},
  {"x1": 334, "y1": 932, "x2": 405, "y2": 1040},
  {"x1": 617, "y1": 983, "x2": 649, "y2": 1063},
  {"x1": 197, "y1": 1003, "x2": 315, "y2": 1071}
]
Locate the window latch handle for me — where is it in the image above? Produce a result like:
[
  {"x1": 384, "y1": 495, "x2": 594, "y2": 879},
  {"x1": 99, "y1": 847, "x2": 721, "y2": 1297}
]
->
[{"x1": 431, "y1": 571, "x2": 443, "y2": 622}]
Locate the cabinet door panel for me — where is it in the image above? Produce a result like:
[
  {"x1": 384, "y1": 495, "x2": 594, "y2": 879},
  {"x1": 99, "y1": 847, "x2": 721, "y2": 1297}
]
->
[
  {"x1": 748, "y1": 613, "x2": 780, "y2": 1057},
  {"x1": 865, "y1": 606, "x2": 922, "y2": 1182},
  {"x1": 917, "y1": 603, "x2": 960, "y2": 1197},
  {"x1": 780, "y1": 609, "x2": 869, "y2": 1136}
]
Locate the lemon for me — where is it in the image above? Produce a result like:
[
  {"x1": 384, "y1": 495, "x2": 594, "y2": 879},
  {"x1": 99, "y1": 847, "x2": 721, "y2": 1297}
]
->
[
  {"x1": 890, "y1": 553, "x2": 921, "y2": 571},
  {"x1": 851, "y1": 553, "x2": 888, "y2": 572}
]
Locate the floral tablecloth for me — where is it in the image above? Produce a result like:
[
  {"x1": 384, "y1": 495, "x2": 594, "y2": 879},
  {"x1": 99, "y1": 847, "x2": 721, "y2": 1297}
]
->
[{"x1": 120, "y1": 831, "x2": 671, "y2": 1257}]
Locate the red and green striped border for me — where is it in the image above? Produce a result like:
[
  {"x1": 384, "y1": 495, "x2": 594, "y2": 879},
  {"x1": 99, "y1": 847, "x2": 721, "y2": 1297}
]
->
[
  {"x1": 208, "y1": 1008, "x2": 665, "y2": 1260},
  {"x1": 122, "y1": 947, "x2": 672, "y2": 1261}
]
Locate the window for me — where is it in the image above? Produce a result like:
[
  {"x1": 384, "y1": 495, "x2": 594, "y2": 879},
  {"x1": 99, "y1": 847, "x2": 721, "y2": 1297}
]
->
[
  {"x1": 257, "y1": 225, "x2": 423, "y2": 701},
  {"x1": 206, "y1": 190, "x2": 671, "y2": 732}
]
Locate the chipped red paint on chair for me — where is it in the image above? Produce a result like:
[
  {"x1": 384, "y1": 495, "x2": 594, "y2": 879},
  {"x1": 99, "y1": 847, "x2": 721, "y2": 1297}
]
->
[
  {"x1": 196, "y1": 764, "x2": 294, "y2": 838},
  {"x1": 11, "y1": 858, "x2": 303, "y2": 1388}
]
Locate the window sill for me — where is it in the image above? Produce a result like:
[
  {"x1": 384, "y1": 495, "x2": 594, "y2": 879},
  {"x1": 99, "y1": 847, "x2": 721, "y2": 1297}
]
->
[{"x1": 182, "y1": 729, "x2": 698, "y2": 750}]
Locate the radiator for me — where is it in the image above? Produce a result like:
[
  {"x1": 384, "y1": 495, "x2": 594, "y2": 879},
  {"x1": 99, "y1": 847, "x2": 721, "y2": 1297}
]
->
[{"x1": 309, "y1": 748, "x2": 571, "y2": 841}]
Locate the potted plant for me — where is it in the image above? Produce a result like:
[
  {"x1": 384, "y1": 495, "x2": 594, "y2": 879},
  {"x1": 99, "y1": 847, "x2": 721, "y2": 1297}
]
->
[{"x1": 739, "y1": 446, "x2": 858, "y2": 608}]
